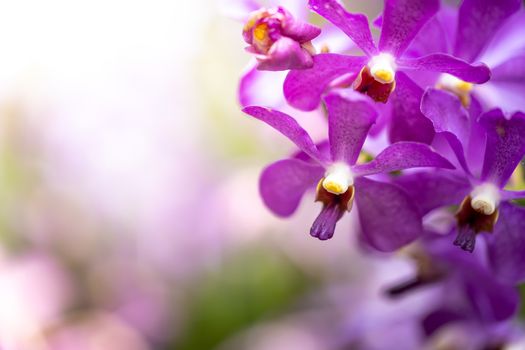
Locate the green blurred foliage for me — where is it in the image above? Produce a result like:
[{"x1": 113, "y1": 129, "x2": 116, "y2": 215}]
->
[{"x1": 170, "y1": 247, "x2": 317, "y2": 350}]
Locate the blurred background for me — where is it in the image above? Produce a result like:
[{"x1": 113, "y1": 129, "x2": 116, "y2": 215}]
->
[{"x1": 0, "y1": 0, "x2": 476, "y2": 349}]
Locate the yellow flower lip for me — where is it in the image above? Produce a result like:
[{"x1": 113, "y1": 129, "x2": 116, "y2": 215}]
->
[
  {"x1": 373, "y1": 69, "x2": 394, "y2": 84},
  {"x1": 436, "y1": 73, "x2": 475, "y2": 107},
  {"x1": 322, "y1": 180, "x2": 345, "y2": 195},
  {"x1": 321, "y1": 163, "x2": 353, "y2": 195},
  {"x1": 456, "y1": 80, "x2": 473, "y2": 93},
  {"x1": 368, "y1": 53, "x2": 396, "y2": 84}
]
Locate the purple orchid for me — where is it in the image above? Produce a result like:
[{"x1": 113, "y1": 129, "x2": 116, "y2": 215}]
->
[
  {"x1": 236, "y1": 0, "x2": 355, "y2": 108},
  {"x1": 242, "y1": 6, "x2": 321, "y2": 71},
  {"x1": 387, "y1": 233, "x2": 519, "y2": 325},
  {"x1": 408, "y1": 0, "x2": 525, "y2": 113},
  {"x1": 243, "y1": 90, "x2": 454, "y2": 251},
  {"x1": 409, "y1": 234, "x2": 522, "y2": 350},
  {"x1": 395, "y1": 88, "x2": 525, "y2": 283},
  {"x1": 283, "y1": 0, "x2": 491, "y2": 144}
]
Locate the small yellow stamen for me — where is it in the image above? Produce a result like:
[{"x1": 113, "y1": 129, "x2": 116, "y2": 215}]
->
[
  {"x1": 456, "y1": 81, "x2": 473, "y2": 93},
  {"x1": 322, "y1": 180, "x2": 344, "y2": 195},
  {"x1": 436, "y1": 74, "x2": 474, "y2": 107},
  {"x1": 253, "y1": 24, "x2": 268, "y2": 42},
  {"x1": 373, "y1": 69, "x2": 393, "y2": 84}
]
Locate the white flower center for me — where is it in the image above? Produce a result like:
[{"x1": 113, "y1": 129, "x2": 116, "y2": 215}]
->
[
  {"x1": 470, "y1": 183, "x2": 500, "y2": 215},
  {"x1": 322, "y1": 163, "x2": 353, "y2": 195},
  {"x1": 437, "y1": 73, "x2": 473, "y2": 94},
  {"x1": 368, "y1": 53, "x2": 396, "y2": 84}
]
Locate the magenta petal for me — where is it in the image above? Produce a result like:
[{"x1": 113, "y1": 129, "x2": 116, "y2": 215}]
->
[
  {"x1": 281, "y1": 19, "x2": 321, "y2": 43},
  {"x1": 355, "y1": 177, "x2": 422, "y2": 252},
  {"x1": 486, "y1": 202, "x2": 525, "y2": 284},
  {"x1": 324, "y1": 91, "x2": 378, "y2": 165},
  {"x1": 260, "y1": 159, "x2": 325, "y2": 217},
  {"x1": 491, "y1": 53, "x2": 525, "y2": 82},
  {"x1": 454, "y1": 0, "x2": 522, "y2": 62},
  {"x1": 243, "y1": 106, "x2": 326, "y2": 164},
  {"x1": 389, "y1": 72, "x2": 435, "y2": 144},
  {"x1": 480, "y1": 110, "x2": 525, "y2": 187},
  {"x1": 398, "y1": 53, "x2": 491, "y2": 83},
  {"x1": 308, "y1": 0, "x2": 377, "y2": 56},
  {"x1": 421, "y1": 88, "x2": 470, "y2": 173},
  {"x1": 352, "y1": 141, "x2": 454, "y2": 176},
  {"x1": 284, "y1": 53, "x2": 367, "y2": 111},
  {"x1": 406, "y1": 8, "x2": 456, "y2": 57},
  {"x1": 394, "y1": 170, "x2": 471, "y2": 215},
  {"x1": 378, "y1": 0, "x2": 439, "y2": 57},
  {"x1": 257, "y1": 37, "x2": 314, "y2": 71},
  {"x1": 501, "y1": 190, "x2": 525, "y2": 201}
]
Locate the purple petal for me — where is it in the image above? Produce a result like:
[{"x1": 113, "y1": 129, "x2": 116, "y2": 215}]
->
[
  {"x1": 355, "y1": 177, "x2": 422, "y2": 252},
  {"x1": 373, "y1": 14, "x2": 383, "y2": 28},
  {"x1": 477, "y1": 10, "x2": 525, "y2": 68},
  {"x1": 434, "y1": 239, "x2": 520, "y2": 322},
  {"x1": 398, "y1": 53, "x2": 491, "y2": 83},
  {"x1": 324, "y1": 90, "x2": 378, "y2": 164},
  {"x1": 378, "y1": 0, "x2": 439, "y2": 57},
  {"x1": 406, "y1": 8, "x2": 457, "y2": 57},
  {"x1": 421, "y1": 89, "x2": 469, "y2": 143},
  {"x1": 501, "y1": 189, "x2": 525, "y2": 201},
  {"x1": 465, "y1": 96, "x2": 486, "y2": 176},
  {"x1": 491, "y1": 53, "x2": 525, "y2": 82},
  {"x1": 352, "y1": 141, "x2": 455, "y2": 176},
  {"x1": 389, "y1": 72, "x2": 435, "y2": 144},
  {"x1": 257, "y1": 37, "x2": 314, "y2": 71},
  {"x1": 480, "y1": 110, "x2": 525, "y2": 187},
  {"x1": 238, "y1": 63, "x2": 287, "y2": 107},
  {"x1": 281, "y1": 18, "x2": 321, "y2": 43},
  {"x1": 308, "y1": 0, "x2": 377, "y2": 56},
  {"x1": 475, "y1": 81, "x2": 525, "y2": 115},
  {"x1": 260, "y1": 158, "x2": 325, "y2": 217},
  {"x1": 486, "y1": 202, "x2": 525, "y2": 284},
  {"x1": 310, "y1": 203, "x2": 344, "y2": 240},
  {"x1": 284, "y1": 53, "x2": 367, "y2": 111},
  {"x1": 243, "y1": 106, "x2": 326, "y2": 164},
  {"x1": 394, "y1": 170, "x2": 471, "y2": 215},
  {"x1": 421, "y1": 88, "x2": 470, "y2": 173},
  {"x1": 454, "y1": 0, "x2": 522, "y2": 62}
]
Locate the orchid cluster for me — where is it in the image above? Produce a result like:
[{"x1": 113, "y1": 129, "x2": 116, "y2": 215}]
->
[{"x1": 237, "y1": 0, "x2": 525, "y2": 345}]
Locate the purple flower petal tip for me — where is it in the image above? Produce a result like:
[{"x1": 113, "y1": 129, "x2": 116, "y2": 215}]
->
[
  {"x1": 398, "y1": 54, "x2": 491, "y2": 84},
  {"x1": 352, "y1": 142, "x2": 455, "y2": 177},
  {"x1": 260, "y1": 158, "x2": 324, "y2": 217},
  {"x1": 284, "y1": 54, "x2": 368, "y2": 111},
  {"x1": 379, "y1": 0, "x2": 440, "y2": 57},
  {"x1": 242, "y1": 105, "x2": 325, "y2": 163},
  {"x1": 308, "y1": 0, "x2": 377, "y2": 56}
]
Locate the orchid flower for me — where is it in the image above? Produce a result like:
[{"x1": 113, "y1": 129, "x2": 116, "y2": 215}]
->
[
  {"x1": 283, "y1": 0, "x2": 491, "y2": 144},
  {"x1": 242, "y1": 6, "x2": 321, "y2": 71},
  {"x1": 395, "y1": 88, "x2": 525, "y2": 283},
  {"x1": 243, "y1": 91, "x2": 453, "y2": 251},
  {"x1": 409, "y1": 0, "x2": 525, "y2": 113},
  {"x1": 235, "y1": 0, "x2": 354, "y2": 108}
]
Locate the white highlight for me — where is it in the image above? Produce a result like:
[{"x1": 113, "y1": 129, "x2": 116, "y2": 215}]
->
[
  {"x1": 322, "y1": 163, "x2": 353, "y2": 195},
  {"x1": 368, "y1": 53, "x2": 396, "y2": 84},
  {"x1": 437, "y1": 73, "x2": 473, "y2": 93},
  {"x1": 470, "y1": 183, "x2": 500, "y2": 215}
]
